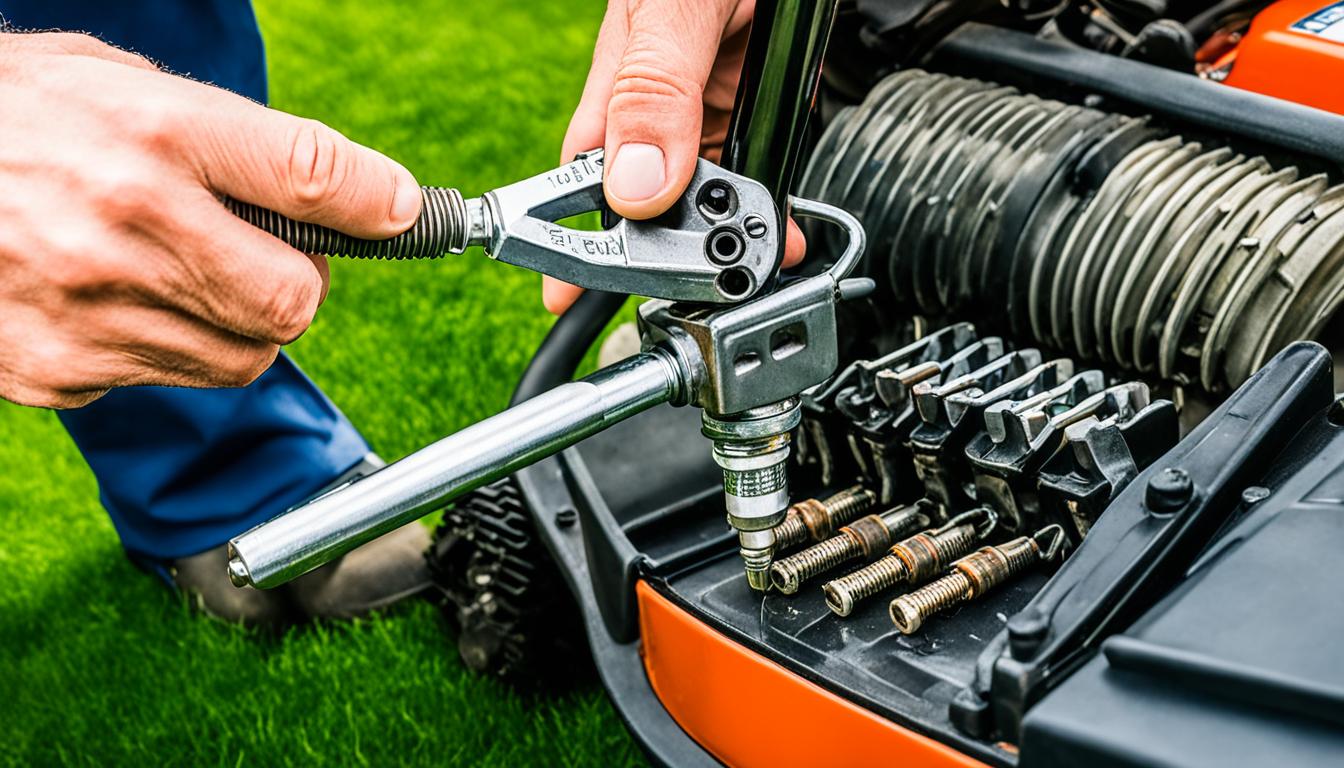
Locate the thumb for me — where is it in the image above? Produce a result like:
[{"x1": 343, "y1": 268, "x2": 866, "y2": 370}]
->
[
  {"x1": 603, "y1": 0, "x2": 737, "y2": 220},
  {"x1": 180, "y1": 81, "x2": 422, "y2": 238}
]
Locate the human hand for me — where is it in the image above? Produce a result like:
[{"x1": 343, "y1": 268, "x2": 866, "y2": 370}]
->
[
  {"x1": 0, "y1": 32, "x2": 422, "y2": 408},
  {"x1": 546, "y1": 0, "x2": 806, "y2": 314}
]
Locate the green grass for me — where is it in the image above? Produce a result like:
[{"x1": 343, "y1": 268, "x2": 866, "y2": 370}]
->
[{"x1": 0, "y1": 1, "x2": 647, "y2": 764}]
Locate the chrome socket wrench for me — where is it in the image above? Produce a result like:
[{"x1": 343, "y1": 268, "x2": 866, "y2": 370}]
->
[{"x1": 227, "y1": 196, "x2": 869, "y2": 591}]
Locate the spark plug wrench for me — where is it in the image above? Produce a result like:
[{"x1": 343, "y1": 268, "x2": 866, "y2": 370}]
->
[
  {"x1": 226, "y1": 157, "x2": 870, "y2": 590},
  {"x1": 227, "y1": 149, "x2": 782, "y2": 304}
]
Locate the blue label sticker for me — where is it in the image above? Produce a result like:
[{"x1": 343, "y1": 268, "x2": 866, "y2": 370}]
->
[{"x1": 1293, "y1": 1, "x2": 1344, "y2": 41}]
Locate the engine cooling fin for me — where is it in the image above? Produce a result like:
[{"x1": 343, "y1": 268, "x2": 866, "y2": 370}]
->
[{"x1": 800, "y1": 69, "x2": 1344, "y2": 392}]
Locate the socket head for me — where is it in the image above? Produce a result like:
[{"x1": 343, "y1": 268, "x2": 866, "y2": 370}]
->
[
  {"x1": 890, "y1": 597, "x2": 924, "y2": 634},
  {"x1": 227, "y1": 555, "x2": 251, "y2": 589},
  {"x1": 824, "y1": 582, "x2": 855, "y2": 616},
  {"x1": 770, "y1": 562, "x2": 802, "y2": 594}
]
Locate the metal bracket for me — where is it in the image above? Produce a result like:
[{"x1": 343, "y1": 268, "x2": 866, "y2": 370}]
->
[{"x1": 477, "y1": 149, "x2": 783, "y2": 303}]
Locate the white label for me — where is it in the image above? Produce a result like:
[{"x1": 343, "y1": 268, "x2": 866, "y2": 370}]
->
[{"x1": 1293, "y1": 1, "x2": 1344, "y2": 43}]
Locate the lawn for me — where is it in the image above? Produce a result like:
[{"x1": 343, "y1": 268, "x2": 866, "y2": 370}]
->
[{"x1": 0, "y1": 1, "x2": 648, "y2": 765}]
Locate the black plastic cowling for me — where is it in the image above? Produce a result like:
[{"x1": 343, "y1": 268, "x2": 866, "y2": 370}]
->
[
  {"x1": 1021, "y1": 355, "x2": 1344, "y2": 767},
  {"x1": 948, "y1": 342, "x2": 1336, "y2": 742}
]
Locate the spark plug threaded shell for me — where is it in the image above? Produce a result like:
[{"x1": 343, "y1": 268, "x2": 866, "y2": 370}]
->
[
  {"x1": 824, "y1": 521, "x2": 981, "y2": 617},
  {"x1": 770, "y1": 505, "x2": 927, "y2": 594},
  {"x1": 889, "y1": 532, "x2": 1049, "y2": 634},
  {"x1": 772, "y1": 485, "x2": 877, "y2": 552}
]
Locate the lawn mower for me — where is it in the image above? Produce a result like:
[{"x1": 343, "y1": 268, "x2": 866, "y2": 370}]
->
[{"x1": 224, "y1": 1, "x2": 1344, "y2": 765}]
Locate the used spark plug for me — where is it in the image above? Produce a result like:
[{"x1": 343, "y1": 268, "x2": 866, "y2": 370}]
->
[
  {"x1": 823, "y1": 508, "x2": 995, "y2": 617},
  {"x1": 769, "y1": 504, "x2": 930, "y2": 594},
  {"x1": 888, "y1": 525, "x2": 1066, "y2": 634},
  {"x1": 770, "y1": 484, "x2": 877, "y2": 552}
]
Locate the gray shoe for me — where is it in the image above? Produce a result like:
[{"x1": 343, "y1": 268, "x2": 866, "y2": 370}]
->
[
  {"x1": 285, "y1": 521, "x2": 432, "y2": 620},
  {"x1": 172, "y1": 454, "x2": 431, "y2": 626},
  {"x1": 172, "y1": 544, "x2": 297, "y2": 628}
]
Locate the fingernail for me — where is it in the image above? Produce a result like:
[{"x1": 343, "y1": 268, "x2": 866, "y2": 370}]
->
[
  {"x1": 389, "y1": 171, "x2": 422, "y2": 227},
  {"x1": 608, "y1": 143, "x2": 666, "y2": 202}
]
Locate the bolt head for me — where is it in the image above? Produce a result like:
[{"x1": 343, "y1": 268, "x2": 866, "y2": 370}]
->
[
  {"x1": 770, "y1": 563, "x2": 799, "y2": 594},
  {"x1": 1241, "y1": 486, "x2": 1271, "y2": 505},
  {"x1": 890, "y1": 598, "x2": 924, "y2": 634},
  {"x1": 744, "y1": 215, "x2": 768, "y2": 239},
  {"x1": 1145, "y1": 467, "x2": 1193, "y2": 515},
  {"x1": 824, "y1": 583, "x2": 855, "y2": 617},
  {"x1": 1007, "y1": 608, "x2": 1049, "y2": 660},
  {"x1": 554, "y1": 506, "x2": 577, "y2": 528}
]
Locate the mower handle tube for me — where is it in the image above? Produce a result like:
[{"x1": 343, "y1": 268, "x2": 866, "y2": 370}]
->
[{"x1": 226, "y1": 349, "x2": 682, "y2": 589}]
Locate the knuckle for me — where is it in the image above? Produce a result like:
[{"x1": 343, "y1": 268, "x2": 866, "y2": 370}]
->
[
  {"x1": 286, "y1": 119, "x2": 344, "y2": 210},
  {"x1": 610, "y1": 59, "x2": 701, "y2": 110},
  {"x1": 217, "y1": 345, "x2": 279, "y2": 388},
  {"x1": 259, "y1": 273, "x2": 321, "y2": 343},
  {"x1": 124, "y1": 98, "x2": 183, "y2": 152},
  {"x1": 46, "y1": 258, "x2": 98, "y2": 296},
  {"x1": 84, "y1": 162, "x2": 165, "y2": 224},
  {"x1": 13, "y1": 339, "x2": 82, "y2": 396},
  {"x1": 39, "y1": 227, "x2": 127, "y2": 297}
]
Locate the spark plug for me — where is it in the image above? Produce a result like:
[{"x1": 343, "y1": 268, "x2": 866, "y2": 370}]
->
[
  {"x1": 703, "y1": 400, "x2": 803, "y2": 591},
  {"x1": 769, "y1": 504, "x2": 930, "y2": 594},
  {"x1": 823, "y1": 508, "x2": 993, "y2": 617},
  {"x1": 771, "y1": 485, "x2": 877, "y2": 552},
  {"x1": 888, "y1": 525, "x2": 1065, "y2": 634}
]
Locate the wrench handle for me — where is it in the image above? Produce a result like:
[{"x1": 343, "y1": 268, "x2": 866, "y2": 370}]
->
[
  {"x1": 226, "y1": 350, "x2": 682, "y2": 589},
  {"x1": 225, "y1": 186, "x2": 472, "y2": 259}
]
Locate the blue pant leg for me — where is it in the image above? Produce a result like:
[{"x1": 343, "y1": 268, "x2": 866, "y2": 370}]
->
[
  {"x1": 58, "y1": 355, "x2": 370, "y2": 561},
  {"x1": 1, "y1": 1, "x2": 372, "y2": 562}
]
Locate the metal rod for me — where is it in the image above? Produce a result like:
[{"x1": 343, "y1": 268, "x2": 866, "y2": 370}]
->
[
  {"x1": 226, "y1": 350, "x2": 682, "y2": 589},
  {"x1": 722, "y1": 0, "x2": 840, "y2": 274}
]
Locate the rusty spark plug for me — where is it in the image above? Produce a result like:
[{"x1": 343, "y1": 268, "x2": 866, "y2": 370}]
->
[
  {"x1": 770, "y1": 485, "x2": 878, "y2": 552},
  {"x1": 888, "y1": 525, "x2": 1065, "y2": 634},
  {"x1": 823, "y1": 508, "x2": 995, "y2": 617},
  {"x1": 769, "y1": 504, "x2": 930, "y2": 594}
]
